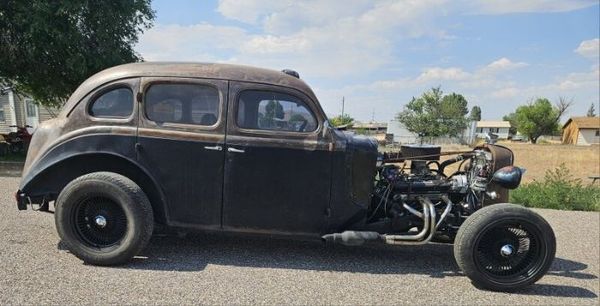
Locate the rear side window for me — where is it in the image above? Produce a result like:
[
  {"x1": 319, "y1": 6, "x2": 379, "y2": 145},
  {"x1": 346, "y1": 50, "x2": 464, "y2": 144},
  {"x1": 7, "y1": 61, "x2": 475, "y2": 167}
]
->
[
  {"x1": 145, "y1": 83, "x2": 219, "y2": 126},
  {"x1": 89, "y1": 87, "x2": 133, "y2": 118},
  {"x1": 236, "y1": 90, "x2": 317, "y2": 132}
]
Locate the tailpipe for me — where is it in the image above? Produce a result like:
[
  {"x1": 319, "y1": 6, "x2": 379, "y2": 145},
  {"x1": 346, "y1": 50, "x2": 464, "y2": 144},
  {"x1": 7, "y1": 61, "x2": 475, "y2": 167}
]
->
[
  {"x1": 322, "y1": 197, "x2": 448, "y2": 246},
  {"x1": 322, "y1": 231, "x2": 382, "y2": 246}
]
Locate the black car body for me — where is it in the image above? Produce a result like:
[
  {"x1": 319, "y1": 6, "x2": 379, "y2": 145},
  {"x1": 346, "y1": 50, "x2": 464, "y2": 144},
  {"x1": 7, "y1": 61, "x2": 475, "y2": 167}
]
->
[
  {"x1": 18, "y1": 62, "x2": 379, "y2": 237},
  {"x1": 17, "y1": 63, "x2": 556, "y2": 291}
]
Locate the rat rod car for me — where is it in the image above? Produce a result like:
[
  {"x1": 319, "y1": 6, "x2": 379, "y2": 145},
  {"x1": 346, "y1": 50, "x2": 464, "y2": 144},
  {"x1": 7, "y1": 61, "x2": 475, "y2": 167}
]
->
[{"x1": 17, "y1": 63, "x2": 555, "y2": 291}]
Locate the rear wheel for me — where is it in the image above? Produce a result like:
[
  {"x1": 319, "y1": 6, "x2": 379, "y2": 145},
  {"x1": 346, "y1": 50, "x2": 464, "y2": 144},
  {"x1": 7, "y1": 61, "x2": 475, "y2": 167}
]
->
[
  {"x1": 454, "y1": 204, "x2": 556, "y2": 291},
  {"x1": 55, "y1": 172, "x2": 153, "y2": 265}
]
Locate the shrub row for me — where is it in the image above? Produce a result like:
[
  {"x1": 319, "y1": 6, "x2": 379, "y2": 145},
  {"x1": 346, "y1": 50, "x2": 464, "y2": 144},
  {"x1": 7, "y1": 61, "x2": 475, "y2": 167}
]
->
[{"x1": 510, "y1": 164, "x2": 600, "y2": 211}]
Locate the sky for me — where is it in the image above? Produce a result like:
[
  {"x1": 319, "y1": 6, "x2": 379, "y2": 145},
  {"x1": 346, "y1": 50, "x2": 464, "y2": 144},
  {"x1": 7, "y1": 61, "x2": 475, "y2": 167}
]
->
[{"x1": 135, "y1": 0, "x2": 600, "y2": 122}]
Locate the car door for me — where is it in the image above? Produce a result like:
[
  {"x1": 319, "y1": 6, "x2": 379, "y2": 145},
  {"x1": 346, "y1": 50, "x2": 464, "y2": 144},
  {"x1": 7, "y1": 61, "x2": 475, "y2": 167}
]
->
[
  {"x1": 137, "y1": 77, "x2": 227, "y2": 228},
  {"x1": 223, "y1": 82, "x2": 332, "y2": 236}
]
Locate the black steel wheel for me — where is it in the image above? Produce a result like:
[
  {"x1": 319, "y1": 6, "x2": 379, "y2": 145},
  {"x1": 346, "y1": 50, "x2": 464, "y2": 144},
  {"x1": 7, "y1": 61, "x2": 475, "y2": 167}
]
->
[
  {"x1": 55, "y1": 172, "x2": 153, "y2": 266},
  {"x1": 454, "y1": 204, "x2": 556, "y2": 291},
  {"x1": 73, "y1": 197, "x2": 128, "y2": 248}
]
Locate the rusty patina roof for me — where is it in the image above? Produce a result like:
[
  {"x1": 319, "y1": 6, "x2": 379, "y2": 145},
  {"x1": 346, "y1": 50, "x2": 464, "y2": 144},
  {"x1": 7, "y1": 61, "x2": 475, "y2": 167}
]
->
[{"x1": 60, "y1": 62, "x2": 317, "y2": 117}]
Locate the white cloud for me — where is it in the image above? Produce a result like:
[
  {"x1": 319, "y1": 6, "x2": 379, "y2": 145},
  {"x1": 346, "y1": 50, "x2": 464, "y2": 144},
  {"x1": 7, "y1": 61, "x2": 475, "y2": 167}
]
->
[
  {"x1": 491, "y1": 87, "x2": 519, "y2": 99},
  {"x1": 483, "y1": 57, "x2": 529, "y2": 73},
  {"x1": 466, "y1": 0, "x2": 598, "y2": 15},
  {"x1": 416, "y1": 67, "x2": 471, "y2": 83},
  {"x1": 136, "y1": 1, "x2": 600, "y2": 121},
  {"x1": 557, "y1": 65, "x2": 600, "y2": 90},
  {"x1": 575, "y1": 38, "x2": 599, "y2": 59},
  {"x1": 216, "y1": 0, "x2": 292, "y2": 24},
  {"x1": 136, "y1": 23, "x2": 247, "y2": 61},
  {"x1": 240, "y1": 35, "x2": 311, "y2": 54}
]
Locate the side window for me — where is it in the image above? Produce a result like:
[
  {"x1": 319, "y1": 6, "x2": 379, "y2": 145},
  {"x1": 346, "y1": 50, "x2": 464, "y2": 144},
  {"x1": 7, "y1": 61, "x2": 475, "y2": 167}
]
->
[
  {"x1": 89, "y1": 87, "x2": 133, "y2": 118},
  {"x1": 236, "y1": 90, "x2": 317, "y2": 132},
  {"x1": 145, "y1": 83, "x2": 219, "y2": 126}
]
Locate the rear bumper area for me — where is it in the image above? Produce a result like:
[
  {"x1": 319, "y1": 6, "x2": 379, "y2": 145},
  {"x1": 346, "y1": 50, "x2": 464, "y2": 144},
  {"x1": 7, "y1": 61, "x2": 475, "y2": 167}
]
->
[{"x1": 16, "y1": 190, "x2": 28, "y2": 210}]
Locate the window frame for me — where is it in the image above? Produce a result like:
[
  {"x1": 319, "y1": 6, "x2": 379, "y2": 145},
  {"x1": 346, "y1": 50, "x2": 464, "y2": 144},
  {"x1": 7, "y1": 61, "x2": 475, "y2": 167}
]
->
[
  {"x1": 233, "y1": 88, "x2": 321, "y2": 136},
  {"x1": 86, "y1": 84, "x2": 136, "y2": 122},
  {"x1": 142, "y1": 80, "x2": 223, "y2": 130}
]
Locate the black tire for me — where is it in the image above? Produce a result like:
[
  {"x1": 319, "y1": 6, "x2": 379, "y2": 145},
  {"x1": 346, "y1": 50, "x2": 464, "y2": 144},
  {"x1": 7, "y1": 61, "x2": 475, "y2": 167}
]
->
[
  {"x1": 55, "y1": 172, "x2": 154, "y2": 265},
  {"x1": 454, "y1": 203, "x2": 556, "y2": 291}
]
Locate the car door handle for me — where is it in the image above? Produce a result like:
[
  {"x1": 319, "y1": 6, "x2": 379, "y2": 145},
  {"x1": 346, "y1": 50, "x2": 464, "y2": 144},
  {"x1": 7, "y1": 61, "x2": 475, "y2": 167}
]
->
[
  {"x1": 204, "y1": 145, "x2": 222, "y2": 151},
  {"x1": 227, "y1": 147, "x2": 245, "y2": 153}
]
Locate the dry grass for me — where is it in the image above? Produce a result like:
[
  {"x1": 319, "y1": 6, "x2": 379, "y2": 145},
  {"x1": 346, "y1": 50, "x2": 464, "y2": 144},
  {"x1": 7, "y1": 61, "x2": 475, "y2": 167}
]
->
[
  {"x1": 499, "y1": 142, "x2": 600, "y2": 183},
  {"x1": 386, "y1": 142, "x2": 600, "y2": 183},
  {"x1": 439, "y1": 142, "x2": 600, "y2": 183}
]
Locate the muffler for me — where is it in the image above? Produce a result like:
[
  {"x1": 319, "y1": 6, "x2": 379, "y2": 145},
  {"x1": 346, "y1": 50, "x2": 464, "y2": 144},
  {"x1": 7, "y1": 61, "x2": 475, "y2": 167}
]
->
[{"x1": 322, "y1": 197, "x2": 445, "y2": 246}]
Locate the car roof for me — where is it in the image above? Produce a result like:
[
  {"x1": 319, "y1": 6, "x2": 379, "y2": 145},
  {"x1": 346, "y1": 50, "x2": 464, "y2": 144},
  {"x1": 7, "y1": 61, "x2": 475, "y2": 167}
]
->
[{"x1": 60, "y1": 62, "x2": 318, "y2": 117}]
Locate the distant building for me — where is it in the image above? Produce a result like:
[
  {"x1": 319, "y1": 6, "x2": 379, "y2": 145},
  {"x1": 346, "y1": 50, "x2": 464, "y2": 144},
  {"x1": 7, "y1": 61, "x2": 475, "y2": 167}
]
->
[
  {"x1": 387, "y1": 119, "x2": 476, "y2": 145},
  {"x1": 346, "y1": 121, "x2": 388, "y2": 143},
  {"x1": 475, "y1": 121, "x2": 511, "y2": 139},
  {"x1": 562, "y1": 117, "x2": 600, "y2": 145},
  {"x1": 0, "y1": 87, "x2": 57, "y2": 134}
]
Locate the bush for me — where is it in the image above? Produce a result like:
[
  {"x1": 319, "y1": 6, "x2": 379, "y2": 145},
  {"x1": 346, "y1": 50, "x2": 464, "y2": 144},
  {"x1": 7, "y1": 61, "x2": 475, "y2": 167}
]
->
[{"x1": 510, "y1": 164, "x2": 600, "y2": 211}]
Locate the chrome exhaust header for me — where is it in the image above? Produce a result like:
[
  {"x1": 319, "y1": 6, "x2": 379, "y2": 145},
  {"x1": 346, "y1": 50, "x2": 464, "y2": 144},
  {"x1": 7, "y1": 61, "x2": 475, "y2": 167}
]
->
[{"x1": 322, "y1": 197, "x2": 453, "y2": 246}]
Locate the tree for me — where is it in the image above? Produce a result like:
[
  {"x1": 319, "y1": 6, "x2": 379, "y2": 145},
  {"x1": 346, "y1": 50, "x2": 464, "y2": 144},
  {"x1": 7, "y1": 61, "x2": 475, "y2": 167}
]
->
[
  {"x1": 329, "y1": 114, "x2": 354, "y2": 127},
  {"x1": 396, "y1": 87, "x2": 469, "y2": 140},
  {"x1": 502, "y1": 113, "x2": 518, "y2": 135},
  {"x1": 512, "y1": 97, "x2": 572, "y2": 144},
  {"x1": 470, "y1": 106, "x2": 481, "y2": 121},
  {"x1": 0, "y1": 1, "x2": 155, "y2": 107},
  {"x1": 587, "y1": 103, "x2": 597, "y2": 117},
  {"x1": 260, "y1": 100, "x2": 284, "y2": 128}
]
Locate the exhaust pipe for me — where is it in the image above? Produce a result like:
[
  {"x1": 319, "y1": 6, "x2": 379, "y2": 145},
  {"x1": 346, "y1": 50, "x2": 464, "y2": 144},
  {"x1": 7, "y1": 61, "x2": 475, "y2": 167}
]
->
[
  {"x1": 383, "y1": 197, "x2": 436, "y2": 245},
  {"x1": 322, "y1": 196, "x2": 451, "y2": 246},
  {"x1": 322, "y1": 231, "x2": 381, "y2": 246}
]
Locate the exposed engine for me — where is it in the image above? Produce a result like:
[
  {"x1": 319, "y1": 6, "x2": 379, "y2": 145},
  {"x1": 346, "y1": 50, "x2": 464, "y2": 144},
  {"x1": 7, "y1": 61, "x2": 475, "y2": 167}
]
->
[{"x1": 324, "y1": 143, "x2": 524, "y2": 245}]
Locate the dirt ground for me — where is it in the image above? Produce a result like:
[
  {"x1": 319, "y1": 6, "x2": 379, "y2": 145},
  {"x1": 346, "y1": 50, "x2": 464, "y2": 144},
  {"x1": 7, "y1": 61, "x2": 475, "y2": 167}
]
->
[
  {"x1": 390, "y1": 142, "x2": 600, "y2": 183},
  {"x1": 499, "y1": 142, "x2": 600, "y2": 183}
]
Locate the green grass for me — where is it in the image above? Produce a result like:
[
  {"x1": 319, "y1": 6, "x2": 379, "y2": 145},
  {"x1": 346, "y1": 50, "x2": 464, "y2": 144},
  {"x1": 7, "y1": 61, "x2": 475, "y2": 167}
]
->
[{"x1": 510, "y1": 164, "x2": 600, "y2": 211}]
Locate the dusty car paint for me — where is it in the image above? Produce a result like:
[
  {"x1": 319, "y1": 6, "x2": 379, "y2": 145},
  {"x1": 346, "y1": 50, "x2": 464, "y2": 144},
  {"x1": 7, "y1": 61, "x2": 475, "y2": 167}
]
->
[{"x1": 18, "y1": 62, "x2": 377, "y2": 237}]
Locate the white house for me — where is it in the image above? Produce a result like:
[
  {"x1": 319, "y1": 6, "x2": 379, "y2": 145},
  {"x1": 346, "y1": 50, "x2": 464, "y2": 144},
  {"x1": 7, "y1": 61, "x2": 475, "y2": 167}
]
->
[
  {"x1": 0, "y1": 87, "x2": 57, "y2": 134},
  {"x1": 475, "y1": 121, "x2": 511, "y2": 139},
  {"x1": 387, "y1": 119, "x2": 477, "y2": 145}
]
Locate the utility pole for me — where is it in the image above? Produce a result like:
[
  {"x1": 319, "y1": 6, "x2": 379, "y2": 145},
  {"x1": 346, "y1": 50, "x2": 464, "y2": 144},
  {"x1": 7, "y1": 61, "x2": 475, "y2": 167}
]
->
[
  {"x1": 341, "y1": 96, "x2": 345, "y2": 117},
  {"x1": 371, "y1": 108, "x2": 375, "y2": 122}
]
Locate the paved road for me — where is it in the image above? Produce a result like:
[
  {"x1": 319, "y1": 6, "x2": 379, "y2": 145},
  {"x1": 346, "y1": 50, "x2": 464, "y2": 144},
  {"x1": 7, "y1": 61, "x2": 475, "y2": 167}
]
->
[{"x1": 0, "y1": 176, "x2": 598, "y2": 305}]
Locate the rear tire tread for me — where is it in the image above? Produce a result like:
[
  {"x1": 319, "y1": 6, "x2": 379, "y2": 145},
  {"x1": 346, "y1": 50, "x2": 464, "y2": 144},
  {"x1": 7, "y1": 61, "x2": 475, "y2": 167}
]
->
[{"x1": 55, "y1": 172, "x2": 154, "y2": 266}]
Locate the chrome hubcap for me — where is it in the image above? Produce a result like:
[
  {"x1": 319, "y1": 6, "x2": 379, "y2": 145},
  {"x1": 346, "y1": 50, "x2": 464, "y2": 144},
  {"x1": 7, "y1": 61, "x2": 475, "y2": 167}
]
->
[
  {"x1": 500, "y1": 244, "x2": 514, "y2": 257},
  {"x1": 94, "y1": 215, "x2": 107, "y2": 228}
]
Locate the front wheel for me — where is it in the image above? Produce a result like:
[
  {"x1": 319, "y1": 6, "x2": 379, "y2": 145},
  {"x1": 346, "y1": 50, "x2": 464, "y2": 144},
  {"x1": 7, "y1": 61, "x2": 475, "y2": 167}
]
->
[
  {"x1": 55, "y1": 172, "x2": 154, "y2": 265},
  {"x1": 454, "y1": 204, "x2": 556, "y2": 291}
]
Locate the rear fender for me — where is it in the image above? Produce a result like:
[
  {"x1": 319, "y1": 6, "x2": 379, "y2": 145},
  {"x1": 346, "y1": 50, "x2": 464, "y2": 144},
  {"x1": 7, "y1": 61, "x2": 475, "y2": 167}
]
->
[{"x1": 19, "y1": 152, "x2": 168, "y2": 224}]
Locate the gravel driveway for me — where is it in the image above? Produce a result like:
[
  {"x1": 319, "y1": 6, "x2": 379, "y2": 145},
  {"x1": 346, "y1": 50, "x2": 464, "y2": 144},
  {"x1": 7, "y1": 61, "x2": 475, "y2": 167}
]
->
[{"x1": 0, "y1": 176, "x2": 598, "y2": 305}]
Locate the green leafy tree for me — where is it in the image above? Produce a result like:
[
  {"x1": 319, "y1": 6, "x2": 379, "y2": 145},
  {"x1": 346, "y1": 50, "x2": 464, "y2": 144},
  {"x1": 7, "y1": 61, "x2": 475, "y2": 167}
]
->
[
  {"x1": 587, "y1": 103, "x2": 597, "y2": 117},
  {"x1": 512, "y1": 97, "x2": 571, "y2": 144},
  {"x1": 502, "y1": 113, "x2": 518, "y2": 135},
  {"x1": 0, "y1": 1, "x2": 155, "y2": 107},
  {"x1": 329, "y1": 114, "x2": 354, "y2": 127},
  {"x1": 396, "y1": 87, "x2": 469, "y2": 140},
  {"x1": 469, "y1": 106, "x2": 482, "y2": 121},
  {"x1": 259, "y1": 100, "x2": 284, "y2": 128}
]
